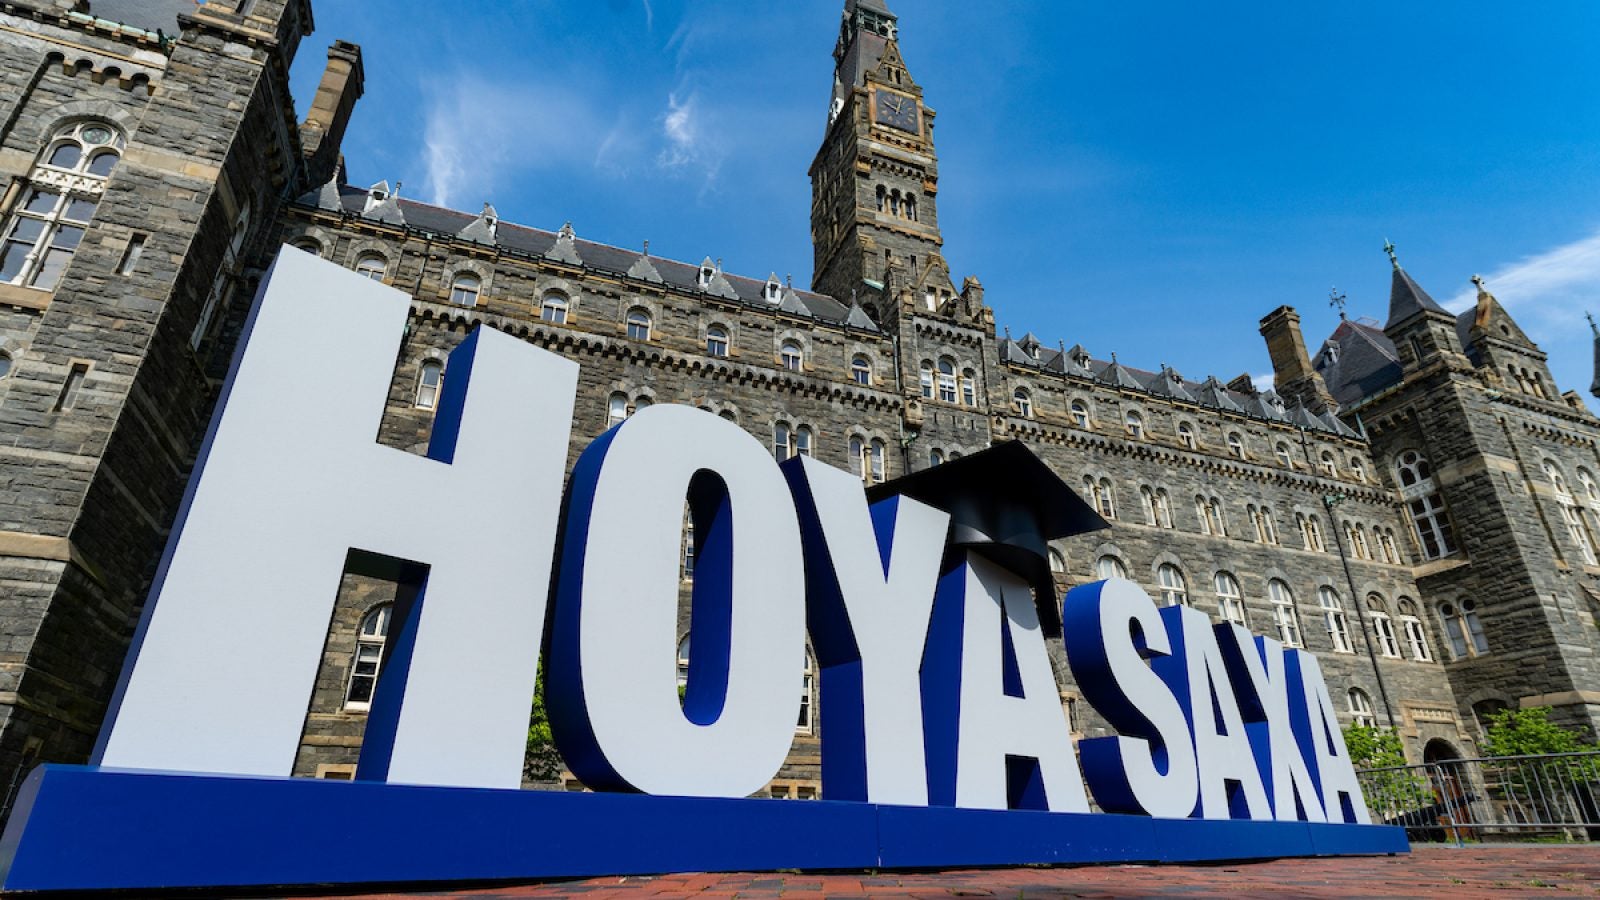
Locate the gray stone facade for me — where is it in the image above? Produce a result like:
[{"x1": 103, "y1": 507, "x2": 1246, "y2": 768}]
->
[{"x1": 0, "y1": 0, "x2": 1594, "y2": 810}]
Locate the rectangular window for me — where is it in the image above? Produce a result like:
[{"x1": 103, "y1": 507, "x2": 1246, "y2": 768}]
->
[
  {"x1": 118, "y1": 234, "x2": 146, "y2": 275},
  {"x1": 54, "y1": 362, "x2": 88, "y2": 412}
]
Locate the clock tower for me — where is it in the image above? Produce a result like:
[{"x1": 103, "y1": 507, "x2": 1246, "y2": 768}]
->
[{"x1": 809, "y1": 0, "x2": 959, "y2": 325}]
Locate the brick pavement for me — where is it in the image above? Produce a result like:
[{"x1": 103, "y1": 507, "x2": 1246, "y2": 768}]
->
[{"x1": 277, "y1": 847, "x2": 1600, "y2": 899}]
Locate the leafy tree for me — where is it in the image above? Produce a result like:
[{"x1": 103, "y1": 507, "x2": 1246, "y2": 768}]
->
[
  {"x1": 1344, "y1": 724, "x2": 1425, "y2": 821},
  {"x1": 524, "y1": 665, "x2": 564, "y2": 783},
  {"x1": 1344, "y1": 724, "x2": 1407, "y2": 769},
  {"x1": 1482, "y1": 707, "x2": 1594, "y2": 759}
]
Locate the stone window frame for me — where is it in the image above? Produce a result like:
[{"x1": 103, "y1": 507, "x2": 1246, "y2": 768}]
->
[
  {"x1": 1012, "y1": 386, "x2": 1034, "y2": 418},
  {"x1": 1436, "y1": 597, "x2": 1489, "y2": 660},
  {"x1": 1394, "y1": 448, "x2": 1457, "y2": 560},
  {"x1": 847, "y1": 429, "x2": 889, "y2": 484},
  {"x1": 287, "y1": 226, "x2": 336, "y2": 258},
  {"x1": 1293, "y1": 506, "x2": 1327, "y2": 552},
  {"x1": 850, "y1": 352, "x2": 874, "y2": 386},
  {"x1": 343, "y1": 238, "x2": 395, "y2": 278},
  {"x1": 1213, "y1": 569, "x2": 1247, "y2": 627},
  {"x1": 1175, "y1": 420, "x2": 1199, "y2": 450},
  {"x1": 1317, "y1": 583, "x2": 1354, "y2": 654},
  {"x1": 439, "y1": 258, "x2": 493, "y2": 307},
  {"x1": 343, "y1": 602, "x2": 393, "y2": 712},
  {"x1": 1092, "y1": 542, "x2": 1130, "y2": 582},
  {"x1": 604, "y1": 382, "x2": 657, "y2": 426},
  {"x1": 704, "y1": 320, "x2": 735, "y2": 358},
  {"x1": 1396, "y1": 597, "x2": 1433, "y2": 661},
  {"x1": 1265, "y1": 575, "x2": 1303, "y2": 648},
  {"x1": 1123, "y1": 407, "x2": 1146, "y2": 440},
  {"x1": 774, "y1": 329, "x2": 810, "y2": 373},
  {"x1": 533, "y1": 275, "x2": 582, "y2": 324},
  {"x1": 1274, "y1": 440, "x2": 1295, "y2": 468},
  {"x1": 1069, "y1": 397, "x2": 1092, "y2": 429},
  {"x1": 1081, "y1": 470, "x2": 1116, "y2": 521},
  {"x1": 773, "y1": 418, "x2": 815, "y2": 461},
  {"x1": 1, "y1": 116, "x2": 127, "y2": 292},
  {"x1": 413, "y1": 347, "x2": 447, "y2": 410},
  {"x1": 1151, "y1": 554, "x2": 1189, "y2": 608},
  {"x1": 1225, "y1": 430, "x2": 1247, "y2": 459},
  {"x1": 0, "y1": 337, "x2": 27, "y2": 382},
  {"x1": 1346, "y1": 687, "x2": 1376, "y2": 728},
  {"x1": 935, "y1": 356, "x2": 959, "y2": 403}
]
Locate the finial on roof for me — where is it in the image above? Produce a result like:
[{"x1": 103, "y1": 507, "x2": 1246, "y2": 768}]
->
[
  {"x1": 393, "y1": 180, "x2": 402, "y2": 196},
  {"x1": 787, "y1": 274, "x2": 793, "y2": 288},
  {"x1": 1588, "y1": 311, "x2": 1598, "y2": 338},
  {"x1": 1329, "y1": 286, "x2": 1347, "y2": 319},
  {"x1": 1383, "y1": 238, "x2": 1399, "y2": 271},
  {"x1": 642, "y1": 239, "x2": 650, "y2": 256},
  {"x1": 1004, "y1": 326, "x2": 1012, "y2": 340},
  {"x1": 1111, "y1": 351, "x2": 1118, "y2": 363},
  {"x1": 1472, "y1": 274, "x2": 1487, "y2": 291}
]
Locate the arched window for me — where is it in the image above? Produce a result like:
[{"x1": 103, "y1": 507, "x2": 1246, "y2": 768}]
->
[
  {"x1": 1396, "y1": 450, "x2": 1456, "y2": 559},
  {"x1": 344, "y1": 605, "x2": 392, "y2": 710},
  {"x1": 780, "y1": 340, "x2": 803, "y2": 372},
  {"x1": 1013, "y1": 388, "x2": 1033, "y2": 418},
  {"x1": 0, "y1": 351, "x2": 12, "y2": 379},
  {"x1": 1297, "y1": 513, "x2": 1325, "y2": 552},
  {"x1": 929, "y1": 448, "x2": 944, "y2": 467},
  {"x1": 706, "y1": 326, "x2": 729, "y2": 357},
  {"x1": 607, "y1": 392, "x2": 629, "y2": 427},
  {"x1": 414, "y1": 359, "x2": 443, "y2": 409},
  {"x1": 904, "y1": 195, "x2": 917, "y2": 222},
  {"x1": 541, "y1": 292, "x2": 569, "y2": 324},
  {"x1": 1226, "y1": 432, "x2": 1245, "y2": 459},
  {"x1": 851, "y1": 436, "x2": 885, "y2": 484},
  {"x1": 1177, "y1": 422, "x2": 1197, "y2": 450},
  {"x1": 1347, "y1": 688, "x2": 1375, "y2": 728},
  {"x1": 1547, "y1": 460, "x2": 1599, "y2": 565},
  {"x1": 1215, "y1": 572, "x2": 1245, "y2": 626},
  {"x1": 626, "y1": 308, "x2": 652, "y2": 341},
  {"x1": 632, "y1": 395, "x2": 652, "y2": 413},
  {"x1": 1157, "y1": 564, "x2": 1188, "y2": 607},
  {"x1": 1397, "y1": 598, "x2": 1431, "y2": 661},
  {"x1": 1196, "y1": 495, "x2": 1225, "y2": 537},
  {"x1": 870, "y1": 438, "x2": 886, "y2": 483},
  {"x1": 290, "y1": 237, "x2": 321, "y2": 255},
  {"x1": 851, "y1": 354, "x2": 872, "y2": 386},
  {"x1": 936, "y1": 358, "x2": 957, "y2": 402},
  {"x1": 1368, "y1": 594, "x2": 1400, "y2": 658},
  {"x1": 1084, "y1": 476, "x2": 1115, "y2": 519},
  {"x1": 1070, "y1": 400, "x2": 1090, "y2": 429},
  {"x1": 354, "y1": 253, "x2": 386, "y2": 281},
  {"x1": 449, "y1": 273, "x2": 480, "y2": 306},
  {"x1": 1269, "y1": 579, "x2": 1301, "y2": 647},
  {"x1": 919, "y1": 361, "x2": 934, "y2": 398},
  {"x1": 677, "y1": 634, "x2": 692, "y2": 687},
  {"x1": 875, "y1": 184, "x2": 886, "y2": 212},
  {"x1": 1048, "y1": 547, "x2": 1066, "y2": 575},
  {"x1": 1250, "y1": 505, "x2": 1279, "y2": 544},
  {"x1": 1275, "y1": 442, "x2": 1294, "y2": 468},
  {"x1": 1096, "y1": 555, "x2": 1127, "y2": 581},
  {"x1": 1140, "y1": 486, "x2": 1172, "y2": 528},
  {"x1": 960, "y1": 369, "x2": 977, "y2": 406},
  {"x1": 1349, "y1": 456, "x2": 1367, "y2": 482},
  {"x1": 795, "y1": 425, "x2": 813, "y2": 458},
  {"x1": 1438, "y1": 599, "x2": 1488, "y2": 658},
  {"x1": 1319, "y1": 586, "x2": 1352, "y2": 653},
  {"x1": 1378, "y1": 527, "x2": 1401, "y2": 564},
  {"x1": 775, "y1": 421, "x2": 795, "y2": 461},
  {"x1": 1, "y1": 121, "x2": 122, "y2": 291},
  {"x1": 1125, "y1": 411, "x2": 1144, "y2": 439}
]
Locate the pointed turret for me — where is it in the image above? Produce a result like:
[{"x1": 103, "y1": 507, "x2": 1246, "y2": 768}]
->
[
  {"x1": 1378, "y1": 241, "x2": 1467, "y2": 373},
  {"x1": 1589, "y1": 313, "x2": 1600, "y2": 400}
]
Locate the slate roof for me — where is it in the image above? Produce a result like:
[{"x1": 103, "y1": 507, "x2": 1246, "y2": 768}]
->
[
  {"x1": 999, "y1": 337, "x2": 1347, "y2": 435},
  {"x1": 1386, "y1": 266, "x2": 1448, "y2": 328},
  {"x1": 86, "y1": 0, "x2": 194, "y2": 35},
  {"x1": 1314, "y1": 318, "x2": 1403, "y2": 408},
  {"x1": 295, "y1": 182, "x2": 874, "y2": 331}
]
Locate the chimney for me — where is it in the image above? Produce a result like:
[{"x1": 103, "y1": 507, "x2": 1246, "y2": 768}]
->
[
  {"x1": 300, "y1": 40, "x2": 365, "y2": 189},
  {"x1": 1259, "y1": 305, "x2": 1337, "y2": 414}
]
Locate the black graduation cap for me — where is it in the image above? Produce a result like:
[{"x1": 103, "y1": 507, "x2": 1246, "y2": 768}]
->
[{"x1": 866, "y1": 440, "x2": 1110, "y2": 634}]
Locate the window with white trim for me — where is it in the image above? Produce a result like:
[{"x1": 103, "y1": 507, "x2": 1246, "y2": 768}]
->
[
  {"x1": 1270, "y1": 579, "x2": 1301, "y2": 647},
  {"x1": 414, "y1": 359, "x2": 443, "y2": 409},
  {"x1": 626, "y1": 308, "x2": 652, "y2": 341},
  {"x1": 449, "y1": 273, "x2": 481, "y2": 306},
  {"x1": 1438, "y1": 599, "x2": 1488, "y2": 658},
  {"x1": 1177, "y1": 422, "x2": 1197, "y2": 450},
  {"x1": 961, "y1": 369, "x2": 977, "y2": 406},
  {"x1": 1215, "y1": 571, "x2": 1246, "y2": 626},
  {"x1": 1547, "y1": 460, "x2": 1599, "y2": 565},
  {"x1": 1070, "y1": 400, "x2": 1090, "y2": 429},
  {"x1": 1125, "y1": 410, "x2": 1144, "y2": 439},
  {"x1": 937, "y1": 358, "x2": 957, "y2": 403},
  {"x1": 706, "y1": 326, "x2": 729, "y2": 357},
  {"x1": 851, "y1": 355, "x2": 872, "y2": 386},
  {"x1": 607, "y1": 392, "x2": 628, "y2": 427},
  {"x1": 1347, "y1": 688, "x2": 1375, "y2": 728},
  {"x1": 1196, "y1": 495, "x2": 1226, "y2": 537},
  {"x1": 344, "y1": 605, "x2": 392, "y2": 710},
  {"x1": 919, "y1": 361, "x2": 933, "y2": 398},
  {"x1": 929, "y1": 448, "x2": 944, "y2": 467},
  {"x1": 1250, "y1": 505, "x2": 1279, "y2": 545},
  {"x1": 1397, "y1": 450, "x2": 1456, "y2": 559},
  {"x1": 1275, "y1": 442, "x2": 1294, "y2": 468},
  {"x1": 1048, "y1": 547, "x2": 1067, "y2": 575},
  {"x1": 1397, "y1": 598, "x2": 1431, "y2": 661},
  {"x1": 1157, "y1": 564, "x2": 1189, "y2": 607},
  {"x1": 1226, "y1": 432, "x2": 1245, "y2": 459},
  {"x1": 775, "y1": 421, "x2": 813, "y2": 461},
  {"x1": 1368, "y1": 594, "x2": 1400, "y2": 658},
  {"x1": 1, "y1": 121, "x2": 122, "y2": 291},
  {"x1": 1096, "y1": 555, "x2": 1127, "y2": 581},
  {"x1": 1297, "y1": 513, "x2": 1326, "y2": 552},
  {"x1": 354, "y1": 253, "x2": 386, "y2": 281},
  {"x1": 1319, "y1": 451, "x2": 1336, "y2": 477},
  {"x1": 1013, "y1": 388, "x2": 1032, "y2": 418},
  {"x1": 1319, "y1": 586, "x2": 1352, "y2": 653},
  {"x1": 1085, "y1": 476, "x2": 1115, "y2": 520},
  {"x1": 1141, "y1": 486, "x2": 1173, "y2": 529},
  {"x1": 851, "y1": 436, "x2": 885, "y2": 484},
  {"x1": 541, "y1": 292, "x2": 569, "y2": 324},
  {"x1": 780, "y1": 340, "x2": 803, "y2": 372}
]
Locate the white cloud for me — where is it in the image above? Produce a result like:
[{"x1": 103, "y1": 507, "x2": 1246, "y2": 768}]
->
[
  {"x1": 655, "y1": 91, "x2": 724, "y2": 189},
  {"x1": 419, "y1": 74, "x2": 606, "y2": 208},
  {"x1": 1252, "y1": 372, "x2": 1276, "y2": 392},
  {"x1": 1443, "y1": 228, "x2": 1600, "y2": 331},
  {"x1": 641, "y1": 0, "x2": 654, "y2": 31}
]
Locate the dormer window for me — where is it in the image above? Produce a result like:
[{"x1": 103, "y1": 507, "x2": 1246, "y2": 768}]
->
[
  {"x1": 764, "y1": 276, "x2": 781, "y2": 303},
  {"x1": 1323, "y1": 344, "x2": 1340, "y2": 365},
  {"x1": 698, "y1": 259, "x2": 716, "y2": 290}
]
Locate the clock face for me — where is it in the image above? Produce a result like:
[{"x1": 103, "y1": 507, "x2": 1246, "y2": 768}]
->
[{"x1": 874, "y1": 91, "x2": 919, "y2": 134}]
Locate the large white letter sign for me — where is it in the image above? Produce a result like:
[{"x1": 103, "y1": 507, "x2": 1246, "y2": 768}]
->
[
  {"x1": 1285, "y1": 651, "x2": 1372, "y2": 824},
  {"x1": 1214, "y1": 626, "x2": 1326, "y2": 823},
  {"x1": 1061, "y1": 578, "x2": 1199, "y2": 818},
  {"x1": 783, "y1": 456, "x2": 949, "y2": 806},
  {"x1": 1158, "y1": 607, "x2": 1272, "y2": 821},
  {"x1": 93, "y1": 247, "x2": 577, "y2": 788},
  {"x1": 923, "y1": 554, "x2": 1089, "y2": 812},
  {"x1": 546, "y1": 405, "x2": 807, "y2": 797}
]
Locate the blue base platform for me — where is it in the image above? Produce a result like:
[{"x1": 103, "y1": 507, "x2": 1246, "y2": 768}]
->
[{"x1": 0, "y1": 765, "x2": 1408, "y2": 892}]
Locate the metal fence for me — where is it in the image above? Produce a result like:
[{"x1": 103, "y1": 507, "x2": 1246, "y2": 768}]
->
[{"x1": 1357, "y1": 751, "x2": 1600, "y2": 844}]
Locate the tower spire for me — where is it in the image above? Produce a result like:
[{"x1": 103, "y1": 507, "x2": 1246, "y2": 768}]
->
[{"x1": 1589, "y1": 311, "x2": 1600, "y2": 400}]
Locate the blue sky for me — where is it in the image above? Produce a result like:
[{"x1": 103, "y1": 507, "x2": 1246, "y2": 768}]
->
[{"x1": 289, "y1": 1, "x2": 1600, "y2": 406}]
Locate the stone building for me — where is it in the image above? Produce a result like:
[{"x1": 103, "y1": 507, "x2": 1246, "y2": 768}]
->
[{"x1": 0, "y1": 0, "x2": 1597, "y2": 807}]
